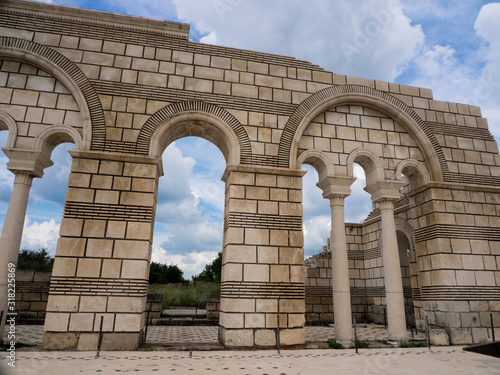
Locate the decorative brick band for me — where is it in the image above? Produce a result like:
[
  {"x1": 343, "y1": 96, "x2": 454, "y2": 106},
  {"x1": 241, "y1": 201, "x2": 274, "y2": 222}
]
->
[
  {"x1": 221, "y1": 281, "x2": 305, "y2": 299},
  {"x1": 92, "y1": 81, "x2": 297, "y2": 118},
  {"x1": 278, "y1": 84, "x2": 449, "y2": 177},
  {"x1": 136, "y1": 101, "x2": 252, "y2": 164},
  {"x1": 224, "y1": 212, "x2": 303, "y2": 231},
  {"x1": 415, "y1": 224, "x2": 500, "y2": 243},
  {"x1": 0, "y1": 37, "x2": 106, "y2": 151},
  {"x1": 63, "y1": 202, "x2": 153, "y2": 222},
  {"x1": 442, "y1": 172, "x2": 500, "y2": 186},
  {"x1": 0, "y1": 11, "x2": 324, "y2": 71},
  {"x1": 419, "y1": 286, "x2": 500, "y2": 301},
  {"x1": 306, "y1": 286, "x2": 413, "y2": 299},
  {"x1": 427, "y1": 122, "x2": 495, "y2": 141},
  {"x1": 50, "y1": 277, "x2": 148, "y2": 297}
]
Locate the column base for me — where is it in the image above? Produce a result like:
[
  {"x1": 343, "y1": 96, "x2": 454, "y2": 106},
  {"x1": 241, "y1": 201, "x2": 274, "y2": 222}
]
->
[{"x1": 43, "y1": 331, "x2": 143, "y2": 351}]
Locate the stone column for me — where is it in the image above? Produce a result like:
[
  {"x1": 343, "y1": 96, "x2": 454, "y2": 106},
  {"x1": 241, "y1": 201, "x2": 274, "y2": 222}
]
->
[
  {"x1": 0, "y1": 171, "x2": 35, "y2": 341},
  {"x1": 317, "y1": 176, "x2": 355, "y2": 346},
  {"x1": 379, "y1": 198, "x2": 407, "y2": 340}
]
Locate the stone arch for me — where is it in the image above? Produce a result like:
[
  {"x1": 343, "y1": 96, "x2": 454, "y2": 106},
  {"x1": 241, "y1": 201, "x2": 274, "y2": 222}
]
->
[
  {"x1": 0, "y1": 111, "x2": 17, "y2": 148},
  {"x1": 139, "y1": 101, "x2": 252, "y2": 165},
  {"x1": 280, "y1": 84, "x2": 447, "y2": 181},
  {"x1": 0, "y1": 37, "x2": 105, "y2": 151},
  {"x1": 395, "y1": 159, "x2": 431, "y2": 191},
  {"x1": 33, "y1": 124, "x2": 83, "y2": 158},
  {"x1": 346, "y1": 148, "x2": 385, "y2": 187},
  {"x1": 297, "y1": 149, "x2": 335, "y2": 181}
]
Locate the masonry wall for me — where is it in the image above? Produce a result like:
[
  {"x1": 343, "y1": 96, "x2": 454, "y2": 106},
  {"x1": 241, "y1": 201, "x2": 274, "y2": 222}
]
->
[
  {"x1": 15, "y1": 270, "x2": 50, "y2": 324},
  {"x1": 0, "y1": 0, "x2": 499, "y2": 349}
]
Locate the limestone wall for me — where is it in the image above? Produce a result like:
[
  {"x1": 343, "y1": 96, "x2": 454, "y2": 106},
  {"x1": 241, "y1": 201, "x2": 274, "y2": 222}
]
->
[
  {"x1": 15, "y1": 270, "x2": 50, "y2": 324},
  {"x1": 0, "y1": 0, "x2": 499, "y2": 349}
]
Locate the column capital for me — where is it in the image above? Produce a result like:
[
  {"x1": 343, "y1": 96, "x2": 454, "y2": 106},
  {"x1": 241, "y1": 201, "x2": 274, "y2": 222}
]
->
[
  {"x1": 2, "y1": 147, "x2": 53, "y2": 178},
  {"x1": 364, "y1": 180, "x2": 406, "y2": 203},
  {"x1": 317, "y1": 176, "x2": 356, "y2": 200}
]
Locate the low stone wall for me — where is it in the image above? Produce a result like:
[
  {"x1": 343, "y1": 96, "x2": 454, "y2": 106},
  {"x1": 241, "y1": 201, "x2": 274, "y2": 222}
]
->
[
  {"x1": 146, "y1": 293, "x2": 163, "y2": 319},
  {"x1": 206, "y1": 294, "x2": 220, "y2": 319},
  {"x1": 15, "y1": 270, "x2": 51, "y2": 324}
]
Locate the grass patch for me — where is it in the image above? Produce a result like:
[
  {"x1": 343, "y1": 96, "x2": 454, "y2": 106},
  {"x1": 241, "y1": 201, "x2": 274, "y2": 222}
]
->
[
  {"x1": 399, "y1": 340, "x2": 427, "y2": 348},
  {"x1": 148, "y1": 283, "x2": 220, "y2": 309},
  {"x1": 326, "y1": 339, "x2": 344, "y2": 349},
  {"x1": 375, "y1": 339, "x2": 389, "y2": 345}
]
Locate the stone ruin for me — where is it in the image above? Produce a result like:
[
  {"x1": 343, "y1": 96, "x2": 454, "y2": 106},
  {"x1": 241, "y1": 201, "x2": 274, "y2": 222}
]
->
[{"x1": 0, "y1": 0, "x2": 499, "y2": 350}]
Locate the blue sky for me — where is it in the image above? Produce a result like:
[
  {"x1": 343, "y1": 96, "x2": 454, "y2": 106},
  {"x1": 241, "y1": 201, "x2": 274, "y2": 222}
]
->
[{"x1": 1, "y1": 0, "x2": 499, "y2": 278}]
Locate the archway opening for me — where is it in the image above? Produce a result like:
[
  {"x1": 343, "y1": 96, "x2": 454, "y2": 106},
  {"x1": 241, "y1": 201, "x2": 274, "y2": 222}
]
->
[
  {"x1": 148, "y1": 136, "x2": 225, "y2": 346},
  {"x1": 397, "y1": 230, "x2": 415, "y2": 327}
]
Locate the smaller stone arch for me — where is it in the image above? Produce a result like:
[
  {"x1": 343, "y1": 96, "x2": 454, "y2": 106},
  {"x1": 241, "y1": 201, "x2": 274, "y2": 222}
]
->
[
  {"x1": 346, "y1": 148, "x2": 385, "y2": 187},
  {"x1": 0, "y1": 37, "x2": 105, "y2": 151},
  {"x1": 395, "y1": 159, "x2": 430, "y2": 191},
  {"x1": 33, "y1": 124, "x2": 82, "y2": 158},
  {"x1": 138, "y1": 101, "x2": 252, "y2": 165},
  {"x1": 0, "y1": 111, "x2": 17, "y2": 148},
  {"x1": 297, "y1": 149, "x2": 335, "y2": 181}
]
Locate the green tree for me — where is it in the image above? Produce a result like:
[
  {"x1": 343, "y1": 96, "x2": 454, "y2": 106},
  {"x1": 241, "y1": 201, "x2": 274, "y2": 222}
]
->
[
  {"x1": 192, "y1": 251, "x2": 222, "y2": 283},
  {"x1": 149, "y1": 262, "x2": 186, "y2": 284},
  {"x1": 17, "y1": 248, "x2": 54, "y2": 271}
]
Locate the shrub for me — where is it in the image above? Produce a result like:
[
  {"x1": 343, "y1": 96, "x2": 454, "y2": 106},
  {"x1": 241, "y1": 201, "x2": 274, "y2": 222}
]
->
[{"x1": 327, "y1": 339, "x2": 344, "y2": 349}]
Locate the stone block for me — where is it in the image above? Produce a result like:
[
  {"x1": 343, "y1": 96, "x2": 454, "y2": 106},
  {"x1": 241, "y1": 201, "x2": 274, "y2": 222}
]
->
[
  {"x1": 255, "y1": 329, "x2": 276, "y2": 346},
  {"x1": 80, "y1": 296, "x2": 107, "y2": 312},
  {"x1": 245, "y1": 228, "x2": 269, "y2": 245},
  {"x1": 44, "y1": 312, "x2": 70, "y2": 331},
  {"x1": 120, "y1": 191, "x2": 154, "y2": 206},
  {"x1": 224, "y1": 245, "x2": 256, "y2": 263},
  {"x1": 258, "y1": 247, "x2": 278, "y2": 263},
  {"x1": 220, "y1": 312, "x2": 244, "y2": 328},
  {"x1": 55, "y1": 237, "x2": 86, "y2": 257},
  {"x1": 114, "y1": 239, "x2": 150, "y2": 259},
  {"x1": 101, "y1": 332, "x2": 141, "y2": 351},
  {"x1": 52, "y1": 257, "x2": 77, "y2": 277},
  {"x1": 106, "y1": 220, "x2": 127, "y2": 238},
  {"x1": 59, "y1": 218, "x2": 84, "y2": 237},
  {"x1": 86, "y1": 238, "x2": 113, "y2": 258},
  {"x1": 76, "y1": 258, "x2": 102, "y2": 278},
  {"x1": 245, "y1": 313, "x2": 265, "y2": 328},
  {"x1": 244, "y1": 264, "x2": 269, "y2": 282},
  {"x1": 270, "y1": 265, "x2": 289, "y2": 283},
  {"x1": 121, "y1": 259, "x2": 148, "y2": 279},
  {"x1": 279, "y1": 328, "x2": 305, "y2": 345},
  {"x1": 256, "y1": 299, "x2": 277, "y2": 313},
  {"x1": 280, "y1": 299, "x2": 305, "y2": 313},
  {"x1": 222, "y1": 263, "x2": 243, "y2": 281},
  {"x1": 429, "y1": 329, "x2": 450, "y2": 345},
  {"x1": 77, "y1": 333, "x2": 99, "y2": 350},
  {"x1": 222, "y1": 329, "x2": 254, "y2": 347},
  {"x1": 68, "y1": 313, "x2": 94, "y2": 331},
  {"x1": 114, "y1": 313, "x2": 143, "y2": 332},
  {"x1": 46, "y1": 295, "x2": 79, "y2": 312},
  {"x1": 107, "y1": 296, "x2": 145, "y2": 313},
  {"x1": 126, "y1": 222, "x2": 152, "y2": 240},
  {"x1": 100, "y1": 259, "x2": 121, "y2": 278},
  {"x1": 43, "y1": 332, "x2": 77, "y2": 350},
  {"x1": 82, "y1": 219, "x2": 107, "y2": 238},
  {"x1": 220, "y1": 298, "x2": 255, "y2": 313},
  {"x1": 471, "y1": 328, "x2": 489, "y2": 344},
  {"x1": 270, "y1": 230, "x2": 288, "y2": 246}
]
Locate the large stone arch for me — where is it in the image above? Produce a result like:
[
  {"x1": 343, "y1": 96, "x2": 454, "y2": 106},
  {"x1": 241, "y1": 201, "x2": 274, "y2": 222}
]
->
[
  {"x1": 279, "y1": 85, "x2": 447, "y2": 182},
  {"x1": 137, "y1": 101, "x2": 252, "y2": 165},
  {"x1": 0, "y1": 37, "x2": 104, "y2": 151},
  {"x1": 33, "y1": 124, "x2": 83, "y2": 158}
]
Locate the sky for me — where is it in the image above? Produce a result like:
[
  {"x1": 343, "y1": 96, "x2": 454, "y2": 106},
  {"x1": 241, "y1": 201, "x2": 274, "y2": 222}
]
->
[{"x1": 1, "y1": 0, "x2": 500, "y2": 278}]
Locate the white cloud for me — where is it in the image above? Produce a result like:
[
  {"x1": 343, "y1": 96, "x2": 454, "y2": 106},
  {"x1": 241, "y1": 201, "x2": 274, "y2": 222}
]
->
[
  {"x1": 21, "y1": 218, "x2": 60, "y2": 255},
  {"x1": 171, "y1": 0, "x2": 424, "y2": 81}
]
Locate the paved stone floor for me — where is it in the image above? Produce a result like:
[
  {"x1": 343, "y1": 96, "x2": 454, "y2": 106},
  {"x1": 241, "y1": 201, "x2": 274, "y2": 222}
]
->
[
  {"x1": 3, "y1": 324, "x2": 426, "y2": 345},
  {"x1": 2, "y1": 347, "x2": 500, "y2": 374},
  {"x1": 2, "y1": 325, "x2": 500, "y2": 374}
]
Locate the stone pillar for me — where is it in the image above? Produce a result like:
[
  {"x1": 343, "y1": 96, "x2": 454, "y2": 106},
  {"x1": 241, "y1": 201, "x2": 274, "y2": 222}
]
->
[
  {"x1": 43, "y1": 151, "x2": 163, "y2": 350},
  {"x1": 0, "y1": 171, "x2": 34, "y2": 340},
  {"x1": 317, "y1": 176, "x2": 355, "y2": 346},
  {"x1": 379, "y1": 198, "x2": 407, "y2": 340},
  {"x1": 0, "y1": 148, "x2": 52, "y2": 342},
  {"x1": 219, "y1": 165, "x2": 306, "y2": 347}
]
